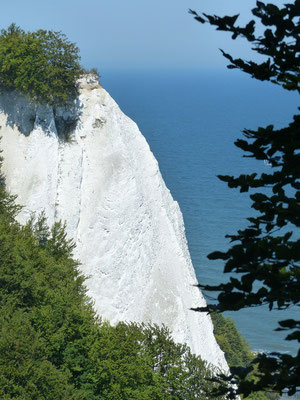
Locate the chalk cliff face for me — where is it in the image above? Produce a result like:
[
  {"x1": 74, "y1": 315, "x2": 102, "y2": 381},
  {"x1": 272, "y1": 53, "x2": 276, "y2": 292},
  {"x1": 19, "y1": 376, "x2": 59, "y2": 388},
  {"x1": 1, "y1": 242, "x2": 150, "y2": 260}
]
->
[{"x1": 0, "y1": 75, "x2": 227, "y2": 370}]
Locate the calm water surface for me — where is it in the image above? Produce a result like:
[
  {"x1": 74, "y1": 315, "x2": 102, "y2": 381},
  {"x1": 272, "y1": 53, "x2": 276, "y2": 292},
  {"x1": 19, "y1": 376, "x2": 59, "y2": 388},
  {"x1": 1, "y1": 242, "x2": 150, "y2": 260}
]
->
[{"x1": 100, "y1": 69, "x2": 299, "y2": 354}]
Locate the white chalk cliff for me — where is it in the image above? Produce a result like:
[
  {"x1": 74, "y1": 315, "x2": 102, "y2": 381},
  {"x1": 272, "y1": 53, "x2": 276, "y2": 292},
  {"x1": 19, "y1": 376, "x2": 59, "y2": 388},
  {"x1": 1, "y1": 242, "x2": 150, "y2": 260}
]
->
[{"x1": 0, "y1": 75, "x2": 227, "y2": 371}]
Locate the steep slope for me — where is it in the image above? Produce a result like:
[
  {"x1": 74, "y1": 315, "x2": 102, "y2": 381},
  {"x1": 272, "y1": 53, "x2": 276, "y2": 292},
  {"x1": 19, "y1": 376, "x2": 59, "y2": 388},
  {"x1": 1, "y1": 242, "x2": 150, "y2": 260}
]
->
[{"x1": 0, "y1": 75, "x2": 227, "y2": 370}]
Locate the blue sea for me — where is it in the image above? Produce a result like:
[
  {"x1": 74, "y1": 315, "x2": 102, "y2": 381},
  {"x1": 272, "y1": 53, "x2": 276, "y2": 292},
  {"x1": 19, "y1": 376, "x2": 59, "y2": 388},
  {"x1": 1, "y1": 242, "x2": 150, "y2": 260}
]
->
[{"x1": 100, "y1": 69, "x2": 299, "y2": 355}]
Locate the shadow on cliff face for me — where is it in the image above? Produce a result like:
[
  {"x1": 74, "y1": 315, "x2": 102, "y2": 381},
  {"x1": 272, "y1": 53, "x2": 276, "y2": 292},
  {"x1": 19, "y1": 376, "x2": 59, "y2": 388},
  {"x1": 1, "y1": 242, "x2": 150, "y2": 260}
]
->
[
  {"x1": 53, "y1": 98, "x2": 83, "y2": 142},
  {"x1": 0, "y1": 89, "x2": 36, "y2": 136},
  {"x1": 0, "y1": 88, "x2": 83, "y2": 140}
]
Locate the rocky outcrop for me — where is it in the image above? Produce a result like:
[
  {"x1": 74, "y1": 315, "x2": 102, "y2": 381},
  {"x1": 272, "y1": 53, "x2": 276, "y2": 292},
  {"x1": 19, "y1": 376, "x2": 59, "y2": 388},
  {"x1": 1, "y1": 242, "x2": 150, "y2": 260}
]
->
[{"x1": 0, "y1": 75, "x2": 228, "y2": 370}]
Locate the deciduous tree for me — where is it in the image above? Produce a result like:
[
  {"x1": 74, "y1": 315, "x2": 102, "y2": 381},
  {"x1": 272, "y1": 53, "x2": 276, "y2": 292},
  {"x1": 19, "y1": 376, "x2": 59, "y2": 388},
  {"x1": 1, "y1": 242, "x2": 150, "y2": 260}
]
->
[
  {"x1": 190, "y1": 1, "x2": 300, "y2": 397},
  {"x1": 0, "y1": 24, "x2": 82, "y2": 106}
]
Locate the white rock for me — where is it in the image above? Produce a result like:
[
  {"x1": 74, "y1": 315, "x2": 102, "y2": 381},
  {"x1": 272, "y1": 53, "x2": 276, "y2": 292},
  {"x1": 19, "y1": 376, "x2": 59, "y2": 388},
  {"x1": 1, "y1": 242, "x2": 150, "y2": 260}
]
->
[{"x1": 0, "y1": 75, "x2": 228, "y2": 371}]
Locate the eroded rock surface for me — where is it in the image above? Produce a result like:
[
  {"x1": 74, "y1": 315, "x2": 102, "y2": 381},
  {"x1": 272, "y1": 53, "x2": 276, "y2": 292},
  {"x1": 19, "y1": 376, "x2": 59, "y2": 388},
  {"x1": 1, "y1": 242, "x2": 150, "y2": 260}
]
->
[{"x1": 0, "y1": 75, "x2": 228, "y2": 370}]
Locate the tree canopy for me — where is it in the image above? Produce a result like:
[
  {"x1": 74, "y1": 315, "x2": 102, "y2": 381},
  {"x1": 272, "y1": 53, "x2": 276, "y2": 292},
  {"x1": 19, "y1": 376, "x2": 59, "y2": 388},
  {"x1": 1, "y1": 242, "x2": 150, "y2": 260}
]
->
[
  {"x1": 0, "y1": 23, "x2": 82, "y2": 106},
  {"x1": 189, "y1": 1, "x2": 299, "y2": 397}
]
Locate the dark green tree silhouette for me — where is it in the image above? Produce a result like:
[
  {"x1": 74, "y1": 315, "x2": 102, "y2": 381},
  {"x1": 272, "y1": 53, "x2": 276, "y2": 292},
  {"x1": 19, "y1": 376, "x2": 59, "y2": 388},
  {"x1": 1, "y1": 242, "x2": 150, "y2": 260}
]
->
[{"x1": 190, "y1": 1, "x2": 299, "y2": 397}]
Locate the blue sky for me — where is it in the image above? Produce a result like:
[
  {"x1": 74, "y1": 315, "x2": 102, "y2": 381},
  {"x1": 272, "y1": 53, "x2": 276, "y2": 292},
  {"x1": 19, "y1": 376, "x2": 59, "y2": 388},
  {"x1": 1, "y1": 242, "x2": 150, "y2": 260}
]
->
[{"x1": 0, "y1": 1, "x2": 287, "y2": 73}]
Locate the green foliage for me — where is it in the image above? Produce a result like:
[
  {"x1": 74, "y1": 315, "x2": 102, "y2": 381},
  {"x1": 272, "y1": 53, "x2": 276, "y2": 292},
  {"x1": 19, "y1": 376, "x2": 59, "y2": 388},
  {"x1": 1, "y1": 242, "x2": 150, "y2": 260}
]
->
[
  {"x1": 91, "y1": 321, "x2": 224, "y2": 400},
  {"x1": 0, "y1": 310, "x2": 76, "y2": 400},
  {"x1": 211, "y1": 313, "x2": 280, "y2": 400},
  {"x1": 0, "y1": 23, "x2": 83, "y2": 106},
  {"x1": 0, "y1": 207, "x2": 98, "y2": 398},
  {"x1": 190, "y1": 0, "x2": 299, "y2": 397},
  {"x1": 211, "y1": 313, "x2": 253, "y2": 368},
  {"x1": 0, "y1": 161, "x2": 225, "y2": 399}
]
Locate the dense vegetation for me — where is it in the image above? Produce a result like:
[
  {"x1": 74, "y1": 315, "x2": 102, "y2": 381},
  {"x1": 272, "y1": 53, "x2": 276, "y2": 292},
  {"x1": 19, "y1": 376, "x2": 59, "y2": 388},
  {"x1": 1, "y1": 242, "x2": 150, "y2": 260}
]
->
[
  {"x1": 211, "y1": 313, "x2": 253, "y2": 368},
  {"x1": 211, "y1": 313, "x2": 280, "y2": 400},
  {"x1": 0, "y1": 24, "x2": 82, "y2": 106},
  {"x1": 0, "y1": 163, "x2": 225, "y2": 400},
  {"x1": 190, "y1": 0, "x2": 299, "y2": 397}
]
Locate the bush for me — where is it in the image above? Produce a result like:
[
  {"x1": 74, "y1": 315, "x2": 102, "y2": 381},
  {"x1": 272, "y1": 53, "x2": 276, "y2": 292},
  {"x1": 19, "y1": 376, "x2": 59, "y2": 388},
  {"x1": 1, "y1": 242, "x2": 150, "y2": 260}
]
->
[{"x1": 0, "y1": 23, "x2": 83, "y2": 106}]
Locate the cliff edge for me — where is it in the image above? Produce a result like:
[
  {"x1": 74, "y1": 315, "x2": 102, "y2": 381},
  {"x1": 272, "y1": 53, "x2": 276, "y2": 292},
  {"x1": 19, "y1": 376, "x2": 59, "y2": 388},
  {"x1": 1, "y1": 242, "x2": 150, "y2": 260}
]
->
[{"x1": 0, "y1": 75, "x2": 228, "y2": 370}]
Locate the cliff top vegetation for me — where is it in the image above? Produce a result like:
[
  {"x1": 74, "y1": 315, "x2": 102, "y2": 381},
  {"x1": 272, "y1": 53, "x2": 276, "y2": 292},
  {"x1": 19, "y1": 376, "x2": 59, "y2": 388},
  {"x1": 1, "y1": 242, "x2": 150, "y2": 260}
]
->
[{"x1": 0, "y1": 23, "x2": 83, "y2": 106}]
